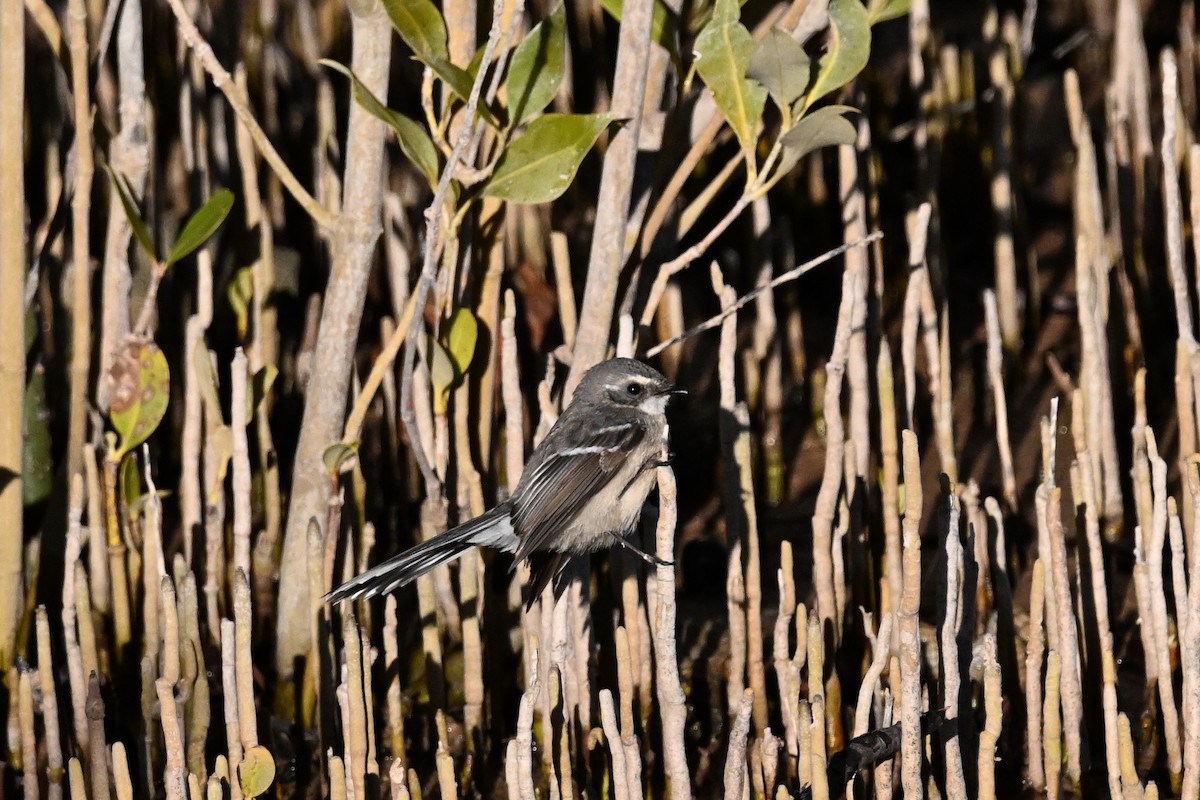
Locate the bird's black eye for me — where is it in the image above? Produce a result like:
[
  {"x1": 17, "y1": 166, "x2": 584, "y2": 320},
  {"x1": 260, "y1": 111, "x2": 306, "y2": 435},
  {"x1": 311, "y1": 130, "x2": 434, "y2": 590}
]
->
[{"x1": 627, "y1": 383, "x2": 643, "y2": 397}]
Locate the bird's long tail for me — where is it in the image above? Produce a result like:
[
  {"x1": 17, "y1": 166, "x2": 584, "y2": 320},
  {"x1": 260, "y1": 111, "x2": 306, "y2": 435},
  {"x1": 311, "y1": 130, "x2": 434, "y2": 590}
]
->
[{"x1": 325, "y1": 505, "x2": 514, "y2": 603}]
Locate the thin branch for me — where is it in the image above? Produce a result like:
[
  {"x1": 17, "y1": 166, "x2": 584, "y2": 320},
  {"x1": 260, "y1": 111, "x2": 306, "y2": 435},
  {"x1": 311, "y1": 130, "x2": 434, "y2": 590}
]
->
[
  {"x1": 645, "y1": 233, "x2": 882, "y2": 358},
  {"x1": 162, "y1": 0, "x2": 335, "y2": 229}
]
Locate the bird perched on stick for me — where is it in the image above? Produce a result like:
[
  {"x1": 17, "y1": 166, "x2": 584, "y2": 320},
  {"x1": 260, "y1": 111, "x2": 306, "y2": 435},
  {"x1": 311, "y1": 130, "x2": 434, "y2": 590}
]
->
[{"x1": 325, "y1": 358, "x2": 685, "y2": 607}]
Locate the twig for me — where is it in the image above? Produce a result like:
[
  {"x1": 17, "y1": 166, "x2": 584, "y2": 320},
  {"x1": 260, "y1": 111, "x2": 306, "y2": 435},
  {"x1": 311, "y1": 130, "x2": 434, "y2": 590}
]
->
[
  {"x1": 899, "y1": 430, "x2": 923, "y2": 799},
  {"x1": 645, "y1": 233, "x2": 882, "y2": 358},
  {"x1": 64, "y1": 0, "x2": 93, "y2": 497},
  {"x1": 652, "y1": 464, "x2": 690, "y2": 800},
  {"x1": 977, "y1": 632, "x2": 1002, "y2": 800},
  {"x1": 724, "y1": 690, "x2": 755, "y2": 800},
  {"x1": 162, "y1": 0, "x2": 333, "y2": 228}
]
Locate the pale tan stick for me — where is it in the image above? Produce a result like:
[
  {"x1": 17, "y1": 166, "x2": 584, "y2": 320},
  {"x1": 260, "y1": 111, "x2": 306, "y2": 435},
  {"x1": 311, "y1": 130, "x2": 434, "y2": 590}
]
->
[
  {"x1": 798, "y1": 697, "x2": 812, "y2": 790},
  {"x1": 1101, "y1": 635, "x2": 1125, "y2": 800},
  {"x1": 177, "y1": 570, "x2": 208, "y2": 782},
  {"x1": 978, "y1": 633, "x2": 1002, "y2": 800},
  {"x1": 1179, "y1": 342, "x2": 1198, "y2": 544},
  {"x1": 839, "y1": 138, "x2": 871, "y2": 483},
  {"x1": 899, "y1": 430, "x2": 923, "y2": 798},
  {"x1": 1147, "y1": 431, "x2": 1184, "y2": 785},
  {"x1": 36, "y1": 607, "x2": 64, "y2": 800},
  {"x1": 1044, "y1": 651, "x2": 1062, "y2": 799},
  {"x1": 773, "y1": 545, "x2": 798, "y2": 768},
  {"x1": 1170, "y1": 501, "x2": 1189, "y2": 641},
  {"x1": 343, "y1": 616, "x2": 368, "y2": 800},
  {"x1": 599, "y1": 690, "x2": 629, "y2": 800},
  {"x1": 939, "y1": 495, "x2": 966, "y2": 796},
  {"x1": 158, "y1": 678, "x2": 187, "y2": 800},
  {"x1": 1132, "y1": 382, "x2": 1160, "y2": 681},
  {"x1": 1161, "y1": 50, "x2": 1195, "y2": 346},
  {"x1": 83, "y1": 451, "x2": 109, "y2": 615},
  {"x1": 1045, "y1": 487, "x2": 1083, "y2": 785},
  {"x1": 986, "y1": 11, "x2": 1020, "y2": 351},
  {"x1": 67, "y1": 759, "x2": 85, "y2": 800},
  {"x1": 550, "y1": 233, "x2": 577, "y2": 351},
  {"x1": 1119, "y1": 711, "x2": 1145, "y2": 800},
  {"x1": 812, "y1": 269, "x2": 858, "y2": 642},
  {"x1": 86, "y1": 673, "x2": 109, "y2": 800},
  {"x1": 982, "y1": 291, "x2": 1018, "y2": 508},
  {"x1": 113, "y1": 742, "x2": 133, "y2": 800},
  {"x1": 64, "y1": 0, "x2": 94, "y2": 492},
  {"x1": 391, "y1": 759, "x2": 410, "y2": 800},
  {"x1": 1069, "y1": 401, "x2": 1122, "y2": 798},
  {"x1": 221, "y1": 618, "x2": 244, "y2": 800},
  {"x1": 727, "y1": 537, "x2": 747, "y2": 715},
  {"x1": 515, "y1": 643, "x2": 540, "y2": 800},
  {"x1": 651, "y1": 464, "x2": 689, "y2": 800},
  {"x1": 1066, "y1": 70, "x2": 1123, "y2": 528},
  {"x1": 19, "y1": 668, "x2": 38, "y2": 800},
  {"x1": 62, "y1": 478, "x2": 87, "y2": 750},
  {"x1": 724, "y1": 690, "x2": 755, "y2": 800},
  {"x1": 900, "y1": 204, "x2": 933, "y2": 426},
  {"x1": 614, "y1": 627, "x2": 642, "y2": 799},
  {"x1": 329, "y1": 753, "x2": 347, "y2": 800},
  {"x1": 1184, "y1": 459, "x2": 1200, "y2": 800},
  {"x1": 73, "y1": 565, "x2": 99, "y2": 733},
  {"x1": 231, "y1": 349, "x2": 251, "y2": 577},
  {"x1": 809, "y1": 614, "x2": 828, "y2": 800},
  {"x1": 853, "y1": 611, "x2": 893, "y2": 736}
]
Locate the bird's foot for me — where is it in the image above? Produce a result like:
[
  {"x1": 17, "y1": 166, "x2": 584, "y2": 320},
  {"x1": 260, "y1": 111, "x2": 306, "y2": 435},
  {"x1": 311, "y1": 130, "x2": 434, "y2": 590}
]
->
[{"x1": 608, "y1": 530, "x2": 674, "y2": 568}]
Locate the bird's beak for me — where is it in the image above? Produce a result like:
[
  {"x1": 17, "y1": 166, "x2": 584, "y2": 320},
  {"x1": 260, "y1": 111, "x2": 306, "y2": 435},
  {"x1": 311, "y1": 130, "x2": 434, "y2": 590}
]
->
[{"x1": 662, "y1": 384, "x2": 687, "y2": 396}]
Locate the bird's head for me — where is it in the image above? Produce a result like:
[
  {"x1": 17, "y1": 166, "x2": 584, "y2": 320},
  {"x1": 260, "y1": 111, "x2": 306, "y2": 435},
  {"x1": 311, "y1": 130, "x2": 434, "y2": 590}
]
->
[{"x1": 575, "y1": 358, "x2": 686, "y2": 413}]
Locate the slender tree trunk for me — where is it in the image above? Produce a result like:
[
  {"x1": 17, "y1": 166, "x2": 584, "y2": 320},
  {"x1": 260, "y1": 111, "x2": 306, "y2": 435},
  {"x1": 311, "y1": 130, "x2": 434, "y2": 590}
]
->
[
  {"x1": 0, "y1": 0, "x2": 25, "y2": 668},
  {"x1": 274, "y1": 0, "x2": 391, "y2": 681},
  {"x1": 565, "y1": 0, "x2": 655, "y2": 393}
]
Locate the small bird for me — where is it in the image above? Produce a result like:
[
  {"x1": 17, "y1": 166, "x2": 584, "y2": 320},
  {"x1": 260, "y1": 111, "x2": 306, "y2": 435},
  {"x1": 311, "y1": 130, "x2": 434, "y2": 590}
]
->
[{"x1": 325, "y1": 358, "x2": 685, "y2": 606}]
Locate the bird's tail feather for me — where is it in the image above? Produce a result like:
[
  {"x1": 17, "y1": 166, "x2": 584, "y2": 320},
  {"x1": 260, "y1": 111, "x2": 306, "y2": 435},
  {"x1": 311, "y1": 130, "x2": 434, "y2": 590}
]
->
[{"x1": 325, "y1": 506, "x2": 511, "y2": 603}]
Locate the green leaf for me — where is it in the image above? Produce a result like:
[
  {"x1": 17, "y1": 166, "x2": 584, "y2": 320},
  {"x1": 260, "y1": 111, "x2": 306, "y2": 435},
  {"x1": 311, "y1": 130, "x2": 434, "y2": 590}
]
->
[
  {"x1": 193, "y1": 339, "x2": 223, "y2": 425},
  {"x1": 320, "y1": 59, "x2": 440, "y2": 186},
  {"x1": 599, "y1": 0, "x2": 677, "y2": 53},
  {"x1": 22, "y1": 365, "x2": 51, "y2": 506},
  {"x1": 482, "y1": 114, "x2": 615, "y2": 204},
  {"x1": 166, "y1": 189, "x2": 234, "y2": 266},
  {"x1": 775, "y1": 105, "x2": 859, "y2": 175},
  {"x1": 227, "y1": 265, "x2": 255, "y2": 339},
  {"x1": 108, "y1": 339, "x2": 171, "y2": 459},
  {"x1": 323, "y1": 442, "x2": 360, "y2": 476},
  {"x1": 506, "y1": 6, "x2": 567, "y2": 127},
  {"x1": 868, "y1": 0, "x2": 911, "y2": 24},
  {"x1": 120, "y1": 450, "x2": 142, "y2": 512},
  {"x1": 249, "y1": 365, "x2": 278, "y2": 421},
  {"x1": 747, "y1": 29, "x2": 812, "y2": 119},
  {"x1": 207, "y1": 426, "x2": 233, "y2": 503},
  {"x1": 801, "y1": 0, "x2": 871, "y2": 110},
  {"x1": 238, "y1": 745, "x2": 277, "y2": 798},
  {"x1": 102, "y1": 164, "x2": 155, "y2": 263},
  {"x1": 428, "y1": 337, "x2": 456, "y2": 415},
  {"x1": 444, "y1": 309, "x2": 478, "y2": 376},
  {"x1": 431, "y1": 56, "x2": 501, "y2": 127},
  {"x1": 693, "y1": 0, "x2": 768, "y2": 154},
  {"x1": 381, "y1": 0, "x2": 448, "y2": 62}
]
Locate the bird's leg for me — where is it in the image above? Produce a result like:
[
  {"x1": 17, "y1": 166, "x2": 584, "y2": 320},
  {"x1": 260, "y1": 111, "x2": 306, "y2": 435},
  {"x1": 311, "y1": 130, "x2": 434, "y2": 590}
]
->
[{"x1": 607, "y1": 530, "x2": 674, "y2": 567}]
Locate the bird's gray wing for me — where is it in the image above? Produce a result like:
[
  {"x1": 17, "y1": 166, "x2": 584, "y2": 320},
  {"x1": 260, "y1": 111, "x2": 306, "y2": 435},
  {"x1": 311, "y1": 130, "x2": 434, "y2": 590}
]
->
[{"x1": 511, "y1": 419, "x2": 645, "y2": 563}]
